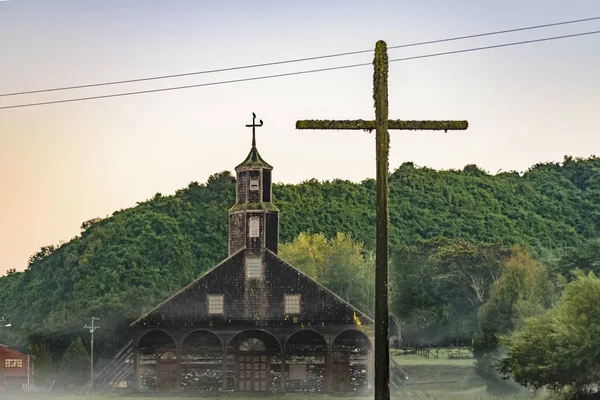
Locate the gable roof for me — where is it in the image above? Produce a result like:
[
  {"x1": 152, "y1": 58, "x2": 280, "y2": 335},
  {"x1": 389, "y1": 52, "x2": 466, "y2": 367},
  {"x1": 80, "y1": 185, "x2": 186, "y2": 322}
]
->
[
  {"x1": 264, "y1": 249, "x2": 374, "y2": 323},
  {"x1": 130, "y1": 248, "x2": 245, "y2": 327},
  {"x1": 131, "y1": 247, "x2": 373, "y2": 327},
  {"x1": 0, "y1": 344, "x2": 27, "y2": 356}
]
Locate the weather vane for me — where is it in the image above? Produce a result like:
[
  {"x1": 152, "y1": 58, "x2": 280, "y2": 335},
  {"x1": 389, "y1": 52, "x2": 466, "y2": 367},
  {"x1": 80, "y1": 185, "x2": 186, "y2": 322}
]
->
[{"x1": 245, "y1": 112, "x2": 263, "y2": 147}]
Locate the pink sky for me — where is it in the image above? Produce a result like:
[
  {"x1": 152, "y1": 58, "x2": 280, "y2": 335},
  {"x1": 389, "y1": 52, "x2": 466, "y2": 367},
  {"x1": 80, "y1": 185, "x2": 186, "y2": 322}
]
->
[{"x1": 1, "y1": 0, "x2": 600, "y2": 275}]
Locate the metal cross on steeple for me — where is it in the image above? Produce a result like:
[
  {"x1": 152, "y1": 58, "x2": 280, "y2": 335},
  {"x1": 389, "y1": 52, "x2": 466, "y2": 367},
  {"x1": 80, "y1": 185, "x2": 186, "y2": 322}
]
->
[{"x1": 245, "y1": 112, "x2": 264, "y2": 147}]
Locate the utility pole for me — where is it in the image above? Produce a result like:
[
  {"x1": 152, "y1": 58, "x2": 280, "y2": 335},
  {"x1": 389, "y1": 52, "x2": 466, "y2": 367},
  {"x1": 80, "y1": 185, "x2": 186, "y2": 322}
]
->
[{"x1": 84, "y1": 317, "x2": 100, "y2": 389}]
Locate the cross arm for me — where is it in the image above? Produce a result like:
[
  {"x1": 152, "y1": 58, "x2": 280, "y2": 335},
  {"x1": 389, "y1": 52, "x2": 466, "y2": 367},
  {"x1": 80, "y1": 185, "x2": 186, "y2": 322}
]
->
[{"x1": 296, "y1": 119, "x2": 468, "y2": 131}]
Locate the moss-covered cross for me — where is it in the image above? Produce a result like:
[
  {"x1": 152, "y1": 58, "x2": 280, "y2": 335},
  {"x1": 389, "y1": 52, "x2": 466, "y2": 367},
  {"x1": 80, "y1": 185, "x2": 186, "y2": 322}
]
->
[{"x1": 296, "y1": 40, "x2": 468, "y2": 400}]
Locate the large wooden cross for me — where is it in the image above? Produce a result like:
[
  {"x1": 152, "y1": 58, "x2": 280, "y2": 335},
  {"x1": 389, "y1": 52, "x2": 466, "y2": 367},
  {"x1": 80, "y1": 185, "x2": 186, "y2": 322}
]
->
[{"x1": 296, "y1": 40, "x2": 468, "y2": 400}]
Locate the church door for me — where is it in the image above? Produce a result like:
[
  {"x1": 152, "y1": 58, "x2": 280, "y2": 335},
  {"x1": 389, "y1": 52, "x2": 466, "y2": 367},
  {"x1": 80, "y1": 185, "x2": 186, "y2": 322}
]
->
[
  {"x1": 236, "y1": 338, "x2": 271, "y2": 392},
  {"x1": 156, "y1": 351, "x2": 179, "y2": 392},
  {"x1": 330, "y1": 351, "x2": 350, "y2": 392}
]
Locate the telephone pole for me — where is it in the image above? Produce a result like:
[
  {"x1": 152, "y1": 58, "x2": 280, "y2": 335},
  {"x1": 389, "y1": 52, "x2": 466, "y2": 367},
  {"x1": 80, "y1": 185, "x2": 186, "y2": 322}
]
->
[{"x1": 84, "y1": 317, "x2": 100, "y2": 389}]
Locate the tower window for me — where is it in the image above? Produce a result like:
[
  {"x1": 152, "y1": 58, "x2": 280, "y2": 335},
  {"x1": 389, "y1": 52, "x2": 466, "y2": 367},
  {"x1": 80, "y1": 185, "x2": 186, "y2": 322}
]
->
[
  {"x1": 262, "y1": 170, "x2": 271, "y2": 202},
  {"x1": 208, "y1": 294, "x2": 224, "y2": 315},
  {"x1": 246, "y1": 258, "x2": 262, "y2": 279},
  {"x1": 249, "y1": 216, "x2": 260, "y2": 237},
  {"x1": 284, "y1": 294, "x2": 301, "y2": 314},
  {"x1": 249, "y1": 179, "x2": 259, "y2": 191}
]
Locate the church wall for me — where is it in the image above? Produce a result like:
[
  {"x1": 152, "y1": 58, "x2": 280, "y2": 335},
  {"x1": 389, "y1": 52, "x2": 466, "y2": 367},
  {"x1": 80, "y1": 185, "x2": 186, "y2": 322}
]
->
[
  {"x1": 236, "y1": 170, "x2": 248, "y2": 203},
  {"x1": 229, "y1": 213, "x2": 245, "y2": 254},
  {"x1": 265, "y1": 212, "x2": 278, "y2": 254},
  {"x1": 245, "y1": 212, "x2": 264, "y2": 256}
]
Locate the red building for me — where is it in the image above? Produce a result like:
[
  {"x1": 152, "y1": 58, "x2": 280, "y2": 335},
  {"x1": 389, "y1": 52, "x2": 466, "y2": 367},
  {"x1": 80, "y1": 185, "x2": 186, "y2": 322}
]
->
[{"x1": 0, "y1": 344, "x2": 29, "y2": 391}]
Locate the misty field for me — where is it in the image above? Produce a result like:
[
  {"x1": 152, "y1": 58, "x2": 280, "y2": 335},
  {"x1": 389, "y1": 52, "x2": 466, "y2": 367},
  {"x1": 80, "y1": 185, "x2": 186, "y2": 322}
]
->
[
  {"x1": 2, "y1": 395, "x2": 547, "y2": 400},
  {"x1": 3, "y1": 351, "x2": 546, "y2": 400}
]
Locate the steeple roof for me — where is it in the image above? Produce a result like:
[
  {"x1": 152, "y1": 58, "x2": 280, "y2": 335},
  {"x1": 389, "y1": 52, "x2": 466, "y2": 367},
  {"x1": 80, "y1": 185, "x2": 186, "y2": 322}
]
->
[{"x1": 236, "y1": 146, "x2": 272, "y2": 170}]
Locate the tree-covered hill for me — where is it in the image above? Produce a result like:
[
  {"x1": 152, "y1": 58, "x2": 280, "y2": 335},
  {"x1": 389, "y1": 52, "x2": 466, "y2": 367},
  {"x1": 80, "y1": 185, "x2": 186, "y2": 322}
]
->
[{"x1": 1, "y1": 156, "x2": 600, "y2": 356}]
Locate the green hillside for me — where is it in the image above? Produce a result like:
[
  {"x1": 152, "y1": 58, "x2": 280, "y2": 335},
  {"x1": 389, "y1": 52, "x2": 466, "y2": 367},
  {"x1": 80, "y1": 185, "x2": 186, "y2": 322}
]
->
[{"x1": 1, "y1": 155, "x2": 600, "y2": 357}]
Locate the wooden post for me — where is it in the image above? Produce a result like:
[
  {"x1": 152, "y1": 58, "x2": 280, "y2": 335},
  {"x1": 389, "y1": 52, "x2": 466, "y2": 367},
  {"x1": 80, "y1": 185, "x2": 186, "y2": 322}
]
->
[
  {"x1": 133, "y1": 348, "x2": 140, "y2": 392},
  {"x1": 175, "y1": 347, "x2": 182, "y2": 392},
  {"x1": 280, "y1": 353, "x2": 287, "y2": 393},
  {"x1": 325, "y1": 347, "x2": 332, "y2": 393},
  {"x1": 374, "y1": 40, "x2": 390, "y2": 400},
  {"x1": 295, "y1": 39, "x2": 469, "y2": 400},
  {"x1": 222, "y1": 346, "x2": 228, "y2": 392}
]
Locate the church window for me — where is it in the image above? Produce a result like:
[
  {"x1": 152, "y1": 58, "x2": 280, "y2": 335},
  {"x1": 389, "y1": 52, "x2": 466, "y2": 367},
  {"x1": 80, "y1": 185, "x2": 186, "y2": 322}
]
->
[
  {"x1": 159, "y1": 351, "x2": 177, "y2": 361},
  {"x1": 4, "y1": 359, "x2": 22, "y2": 368},
  {"x1": 246, "y1": 258, "x2": 262, "y2": 279},
  {"x1": 289, "y1": 364, "x2": 307, "y2": 380},
  {"x1": 249, "y1": 216, "x2": 260, "y2": 238},
  {"x1": 249, "y1": 179, "x2": 259, "y2": 191},
  {"x1": 239, "y1": 338, "x2": 266, "y2": 351},
  {"x1": 208, "y1": 294, "x2": 224, "y2": 315},
  {"x1": 284, "y1": 294, "x2": 301, "y2": 314}
]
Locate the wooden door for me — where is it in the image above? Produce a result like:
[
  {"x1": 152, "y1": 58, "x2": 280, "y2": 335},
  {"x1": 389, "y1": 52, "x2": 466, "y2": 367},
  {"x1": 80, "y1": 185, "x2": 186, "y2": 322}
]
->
[
  {"x1": 156, "y1": 351, "x2": 178, "y2": 392},
  {"x1": 237, "y1": 353, "x2": 270, "y2": 392},
  {"x1": 330, "y1": 351, "x2": 350, "y2": 392}
]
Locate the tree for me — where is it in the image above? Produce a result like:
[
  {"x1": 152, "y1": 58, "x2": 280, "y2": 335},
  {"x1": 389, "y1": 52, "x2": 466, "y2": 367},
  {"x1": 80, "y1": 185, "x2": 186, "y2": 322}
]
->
[
  {"x1": 28, "y1": 342, "x2": 53, "y2": 387},
  {"x1": 3, "y1": 156, "x2": 600, "y2": 361},
  {"x1": 278, "y1": 232, "x2": 328, "y2": 278},
  {"x1": 500, "y1": 271, "x2": 600, "y2": 397},
  {"x1": 60, "y1": 337, "x2": 90, "y2": 390},
  {"x1": 279, "y1": 232, "x2": 375, "y2": 315},
  {"x1": 474, "y1": 247, "x2": 555, "y2": 394},
  {"x1": 477, "y1": 246, "x2": 555, "y2": 337},
  {"x1": 390, "y1": 238, "x2": 508, "y2": 344},
  {"x1": 553, "y1": 238, "x2": 600, "y2": 280}
]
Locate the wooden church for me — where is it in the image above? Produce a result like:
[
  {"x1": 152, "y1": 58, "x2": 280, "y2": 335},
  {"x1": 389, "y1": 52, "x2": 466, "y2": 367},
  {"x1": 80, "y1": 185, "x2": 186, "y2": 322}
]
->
[{"x1": 130, "y1": 115, "x2": 374, "y2": 394}]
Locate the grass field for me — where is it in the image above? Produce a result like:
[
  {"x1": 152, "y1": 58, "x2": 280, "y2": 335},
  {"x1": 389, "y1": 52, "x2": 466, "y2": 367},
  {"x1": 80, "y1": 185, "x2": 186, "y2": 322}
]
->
[
  {"x1": 3, "y1": 395, "x2": 547, "y2": 400},
  {"x1": 392, "y1": 353, "x2": 476, "y2": 367},
  {"x1": 388, "y1": 348, "x2": 545, "y2": 399}
]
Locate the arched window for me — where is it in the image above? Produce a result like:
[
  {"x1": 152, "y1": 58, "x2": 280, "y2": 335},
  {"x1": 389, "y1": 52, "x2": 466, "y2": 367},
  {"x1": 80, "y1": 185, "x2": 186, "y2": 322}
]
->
[{"x1": 239, "y1": 338, "x2": 267, "y2": 352}]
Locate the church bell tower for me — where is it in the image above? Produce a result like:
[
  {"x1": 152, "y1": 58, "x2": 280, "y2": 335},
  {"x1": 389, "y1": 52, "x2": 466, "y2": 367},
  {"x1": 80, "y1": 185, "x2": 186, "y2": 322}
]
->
[{"x1": 229, "y1": 113, "x2": 279, "y2": 256}]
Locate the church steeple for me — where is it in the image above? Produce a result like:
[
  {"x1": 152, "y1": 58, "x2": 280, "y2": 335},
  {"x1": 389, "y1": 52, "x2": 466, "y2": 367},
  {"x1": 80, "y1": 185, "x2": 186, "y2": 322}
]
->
[
  {"x1": 236, "y1": 114, "x2": 272, "y2": 170},
  {"x1": 229, "y1": 114, "x2": 279, "y2": 256}
]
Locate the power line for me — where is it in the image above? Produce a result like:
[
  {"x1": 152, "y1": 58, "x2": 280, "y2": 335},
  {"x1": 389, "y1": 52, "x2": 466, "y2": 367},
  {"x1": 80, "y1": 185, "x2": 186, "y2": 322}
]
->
[
  {"x1": 1, "y1": 15, "x2": 599, "y2": 98},
  {"x1": 389, "y1": 29, "x2": 600, "y2": 62},
  {"x1": 1, "y1": 29, "x2": 599, "y2": 111}
]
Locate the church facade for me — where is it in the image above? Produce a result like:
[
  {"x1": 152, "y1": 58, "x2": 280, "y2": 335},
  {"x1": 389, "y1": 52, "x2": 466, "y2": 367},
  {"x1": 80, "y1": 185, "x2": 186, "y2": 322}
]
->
[{"x1": 130, "y1": 116, "x2": 373, "y2": 393}]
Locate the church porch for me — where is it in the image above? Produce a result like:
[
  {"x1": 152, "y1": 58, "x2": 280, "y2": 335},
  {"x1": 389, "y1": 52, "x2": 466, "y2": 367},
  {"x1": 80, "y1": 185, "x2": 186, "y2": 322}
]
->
[{"x1": 133, "y1": 325, "x2": 373, "y2": 394}]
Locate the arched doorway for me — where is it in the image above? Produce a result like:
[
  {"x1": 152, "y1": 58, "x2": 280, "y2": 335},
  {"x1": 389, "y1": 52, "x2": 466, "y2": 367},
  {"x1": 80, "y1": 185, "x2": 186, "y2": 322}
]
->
[
  {"x1": 180, "y1": 330, "x2": 223, "y2": 392},
  {"x1": 228, "y1": 330, "x2": 281, "y2": 392},
  {"x1": 284, "y1": 329, "x2": 328, "y2": 393},
  {"x1": 138, "y1": 330, "x2": 177, "y2": 392},
  {"x1": 331, "y1": 330, "x2": 372, "y2": 392}
]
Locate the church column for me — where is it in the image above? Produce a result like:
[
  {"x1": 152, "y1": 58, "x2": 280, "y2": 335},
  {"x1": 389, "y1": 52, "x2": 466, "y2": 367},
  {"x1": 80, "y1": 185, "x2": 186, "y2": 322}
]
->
[
  {"x1": 221, "y1": 342, "x2": 228, "y2": 392},
  {"x1": 175, "y1": 339, "x2": 182, "y2": 392},
  {"x1": 133, "y1": 347, "x2": 140, "y2": 392},
  {"x1": 325, "y1": 344, "x2": 333, "y2": 393},
  {"x1": 280, "y1": 353, "x2": 287, "y2": 393}
]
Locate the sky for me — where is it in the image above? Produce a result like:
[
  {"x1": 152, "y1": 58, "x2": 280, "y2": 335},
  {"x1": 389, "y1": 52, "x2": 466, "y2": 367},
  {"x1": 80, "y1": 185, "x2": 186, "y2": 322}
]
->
[{"x1": 1, "y1": 0, "x2": 599, "y2": 275}]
